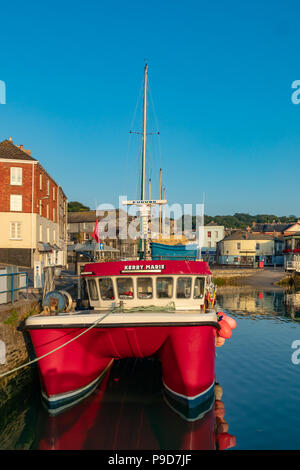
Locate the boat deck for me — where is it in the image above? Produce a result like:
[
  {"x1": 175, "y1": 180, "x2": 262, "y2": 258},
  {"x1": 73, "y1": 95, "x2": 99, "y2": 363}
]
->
[{"x1": 25, "y1": 310, "x2": 218, "y2": 328}]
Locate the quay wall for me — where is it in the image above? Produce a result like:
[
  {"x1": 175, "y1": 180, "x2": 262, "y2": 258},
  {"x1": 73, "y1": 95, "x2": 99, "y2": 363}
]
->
[
  {"x1": 211, "y1": 267, "x2": 255, "y2": 278},
  {"x1": 0, "y1": 298, "x2": 41, "y2": 408}
]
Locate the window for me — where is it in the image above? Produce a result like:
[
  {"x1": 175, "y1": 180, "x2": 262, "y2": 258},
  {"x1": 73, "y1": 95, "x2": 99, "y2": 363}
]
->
[
  {"x1": 10, "y1": 222, "x2": 22, "y2": 239},
  {"x1": 39, "y1": 200, "x2": 42, "y2": 216},
  {"x1": 176, "y1": 277, "x2": 192, "y2": 299},
  {"x1": 117, "y1": 277, "x2": 134, "y2": 299},
  {"x1": 10, "y1": 167, "x2": 22, "y2": 185},
  {"x1": 10, "y1": 195, "x2": 22, "y2": 212},
  {"x1": 40, "y1": 174, "x2": 43, "y2": 190},
  {"x1": 39, "y1": 224, "x2": 42, "y2": 241},
  {"x1": 46, "y1": 227, "x2": 50, "y2": 242},
  {"x1": 194, "y1": 277, "x2": 205, "y2": 299},
  {"x1": 53, "y1": 208, "x2": 55, "y2": 221},
  {"x1": 99, "y1": 278, "x2": 114, "y2": 300},
  {"x1": 207, "y1": 231, "x2": 211, "y2": 238},
  {"x1": 256, "y1": 243, "x2": 260, "y2": 250},
  {"x1": 53, "y1": 187, "x2": 55, "y2": 200},
  {"x1": 88, "y1": 279, "x2": 99, "y2": 301},
  {"x1": 46, "y1": 205, "x2": 49, "y2": 219},
  {"x1": 157, "y1": 277, "x2": 173, "y2": 298},
  {"x1": 46, "y1": 179, "x2": 50, "y2": 195},
  {"x1": 137, "y1": 277, "x2": 153, "y2": 299},
  {"x1": 237, "y1": 242, "x2": 241, "y2": 250},
  {"x1": 214, "y1": 231, "x2": 218, "y2": 238}
]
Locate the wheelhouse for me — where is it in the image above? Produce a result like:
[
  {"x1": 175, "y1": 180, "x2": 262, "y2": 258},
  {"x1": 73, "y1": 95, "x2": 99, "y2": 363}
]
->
[{"x1": 82, "y1": 260, "x2": 213, "y2": 311}]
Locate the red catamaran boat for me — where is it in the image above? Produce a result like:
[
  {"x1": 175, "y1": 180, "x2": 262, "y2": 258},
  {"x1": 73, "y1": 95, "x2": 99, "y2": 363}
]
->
[{"x1": 25, "y1": 65, "x2": 236, "y2": 417}]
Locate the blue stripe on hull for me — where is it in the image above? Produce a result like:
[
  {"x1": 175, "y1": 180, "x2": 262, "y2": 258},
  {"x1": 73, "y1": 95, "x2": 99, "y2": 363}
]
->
[
  {"x1": 41, "y1": 361, "x2": 114, "y2": 415},
  {"x1": 162, "y1": 382, "x2": 215, "y2": 421}
]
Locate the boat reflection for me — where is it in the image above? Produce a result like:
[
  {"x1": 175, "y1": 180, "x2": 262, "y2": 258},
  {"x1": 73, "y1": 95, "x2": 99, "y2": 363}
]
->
[
  {"x1": 36, "y1": 359, "x2": 235, "y2": 451},
  {"x1": 216, "y1": 289, "x2": 300, "y2": 321}
]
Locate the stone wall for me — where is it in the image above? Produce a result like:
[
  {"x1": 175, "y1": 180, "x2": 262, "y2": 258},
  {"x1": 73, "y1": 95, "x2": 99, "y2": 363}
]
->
[
  {"x1": 211, "y1": 267, "x2": 255, "y2": 278},
  {"x1": 0, "y1": 298, "x2": 41, "y2": 407}
]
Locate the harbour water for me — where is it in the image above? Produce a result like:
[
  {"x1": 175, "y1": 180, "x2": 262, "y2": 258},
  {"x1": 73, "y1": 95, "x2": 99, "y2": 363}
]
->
[{"x1": 1, "y1": 288, "x2": 300, "y2": 451}]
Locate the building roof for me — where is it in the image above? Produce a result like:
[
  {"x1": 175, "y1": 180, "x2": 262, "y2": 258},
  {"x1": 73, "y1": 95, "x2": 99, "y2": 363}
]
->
[
  {"x1": 222, "y1": 231, "x2": 278, "y2": 242},
  {"x1": 0, "y1": 138, "x2": 67, "y2": 200},
  {"x1": 68, "y1": 209, "x2": 132, "y2": 224},
  {"x1": 0, "y1": 139, "x2": 37, "y2": 161},
  {"x1": 284, "y1": 232, "x2": 300, "y2": 239},
  {"x1": 68, "y1": 210, "x2": 97, "y2": 223},
  {"x1": 251, "y1": 223, "x2": 294, "y2": 233}
]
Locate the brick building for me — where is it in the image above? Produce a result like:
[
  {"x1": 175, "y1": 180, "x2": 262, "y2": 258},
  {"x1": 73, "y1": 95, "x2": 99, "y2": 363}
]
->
[{"x1": 0, "y1": 138, "x2": 67, "y2": 268}]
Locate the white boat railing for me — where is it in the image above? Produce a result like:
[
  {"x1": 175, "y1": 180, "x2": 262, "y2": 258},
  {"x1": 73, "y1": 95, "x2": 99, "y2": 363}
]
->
[{"x1": 286, "y1": 261, "x2": 300, "y2": 272}]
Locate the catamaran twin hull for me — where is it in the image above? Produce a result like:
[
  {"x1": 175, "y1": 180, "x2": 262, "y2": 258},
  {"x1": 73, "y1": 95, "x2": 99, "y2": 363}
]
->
[
  {"x1": 25, "y1": 260, "x2": 234, "y2": 418},
  {"x1": 26, "y1": 312, "x2": 218, "y2": 418}
]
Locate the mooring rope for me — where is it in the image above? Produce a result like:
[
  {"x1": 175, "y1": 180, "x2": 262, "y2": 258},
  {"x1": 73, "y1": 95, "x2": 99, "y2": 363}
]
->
[{"x1": 0, "y1": 311, "x2": 112, "y2": 379}]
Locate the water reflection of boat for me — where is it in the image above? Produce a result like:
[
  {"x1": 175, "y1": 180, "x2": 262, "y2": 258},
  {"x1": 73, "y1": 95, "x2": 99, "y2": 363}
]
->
[{"x1": 36, "y1": 359, "x2": 236, "y2": 451}]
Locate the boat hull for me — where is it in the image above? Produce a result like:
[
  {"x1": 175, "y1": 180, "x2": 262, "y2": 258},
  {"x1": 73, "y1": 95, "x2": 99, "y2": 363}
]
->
[{"x1": 26, "y1": 314, "x2": 218, "y2": 415}]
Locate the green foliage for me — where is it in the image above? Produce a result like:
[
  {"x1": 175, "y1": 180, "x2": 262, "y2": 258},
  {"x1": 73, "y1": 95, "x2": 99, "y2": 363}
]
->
[
  {"x1": 68, "y1": 201, "x2": 90, "y2": 212},
  {"x1": 213, "y1": 277, "x2": 242, "y2": 286},
  {"x1": 4, "y1": 309, "x2": 19, "y2": 325}
]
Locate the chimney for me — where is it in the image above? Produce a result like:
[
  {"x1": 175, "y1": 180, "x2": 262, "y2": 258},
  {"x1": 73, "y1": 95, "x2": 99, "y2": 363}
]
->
[
  {"x1": 17, "y1": 143, "x2": 31, "y2": 155},
  {"x1": 8, "y1": 137, "x2": 13, "y2": 142}
]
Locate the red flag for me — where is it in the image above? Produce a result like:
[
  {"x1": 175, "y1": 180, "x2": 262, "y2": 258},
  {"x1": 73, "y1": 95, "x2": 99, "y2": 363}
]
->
[{"x1": 91, "y1": 217, "x2": 99, "y2": 243}]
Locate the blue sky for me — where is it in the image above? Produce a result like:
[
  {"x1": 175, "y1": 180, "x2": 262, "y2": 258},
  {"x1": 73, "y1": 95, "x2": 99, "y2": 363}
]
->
[{"x1": 0, "y1": 0, "x2": 300, "y2": 216}]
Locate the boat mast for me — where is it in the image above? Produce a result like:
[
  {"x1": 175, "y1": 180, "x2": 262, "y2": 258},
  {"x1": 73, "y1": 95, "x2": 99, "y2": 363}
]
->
[
  {"x1": 123, "y1": 64, "x2": 166, "y2": 260},
  {"x1": 141, "y1": 63, "x2": 148, "y2": 201}
]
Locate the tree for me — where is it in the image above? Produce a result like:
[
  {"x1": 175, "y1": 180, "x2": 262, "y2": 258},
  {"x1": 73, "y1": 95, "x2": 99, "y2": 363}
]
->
[{"x1": 68, "y1": 201, "x2": 90, "y2": 212}]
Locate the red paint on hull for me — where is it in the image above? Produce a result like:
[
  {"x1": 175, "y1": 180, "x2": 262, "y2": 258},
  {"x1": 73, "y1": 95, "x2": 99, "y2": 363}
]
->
[
  {"x1": 29, "y1": 325, "x2": 217, "y2": 400},
  {"x1": 160, "y1": 326, "x2": 216, "y2": 397}
]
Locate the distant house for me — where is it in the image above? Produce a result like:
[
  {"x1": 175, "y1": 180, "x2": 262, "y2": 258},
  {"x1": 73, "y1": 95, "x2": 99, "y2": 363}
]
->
[
  {"x1": 172, "y1": 224, "x2": 225, "y2": 263},
  {"x1": 216, "y1": 231, "x2": 283, "y2": 266},
  {"x1": 0, "y1": 138, "x2": 67, "y2": 268},
  {"x1": 67, "y1": 210, "x2": 138, "y2": 260},
  {"x1": 282, "y1": 232, "x2": 300, "y2": 272},
  {"x1": 200, "y1": 225, "x2": 225, "y2": 263},
  {"x1": 251, "y1": 221, "x2": 300, "y2": 237}
]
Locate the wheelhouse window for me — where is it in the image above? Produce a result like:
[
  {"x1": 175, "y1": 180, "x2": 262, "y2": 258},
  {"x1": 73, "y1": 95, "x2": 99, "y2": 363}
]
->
[
  {"x1": 99, "y1": 278, "x2": 114, "y2": 300},
  {"x1": 137, "y1": 277, "x2": 153, "y2": 299},
  {"x1": 157, "y1": 277, "x2": 173, "y2": 299},
  {"x1": 87, "y1": 279, "x2": 99, "y2": 301},
  {"x1": 194, "y1": 277, "x2": 205, "y2": 299},
  {"x1": 176, "y1": 277, "x2": 192, "y2": 299},
  {"x1": 116, "y1": 277, "x2": 134, "y2": 299}
]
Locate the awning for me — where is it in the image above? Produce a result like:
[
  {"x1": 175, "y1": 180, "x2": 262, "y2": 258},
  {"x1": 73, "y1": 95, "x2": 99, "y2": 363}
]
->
[
  {"x1": 74, "y1": 241, "x2": 120, "y2": 252},
  {"x1": 37, "y1": 242, "x2": 52, "y2": 252}
]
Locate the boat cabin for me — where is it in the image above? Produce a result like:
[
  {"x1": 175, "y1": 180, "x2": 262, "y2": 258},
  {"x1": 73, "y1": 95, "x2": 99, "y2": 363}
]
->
[{"x1": 81, "y1": 260, "x2": 214, "y2": 311}]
